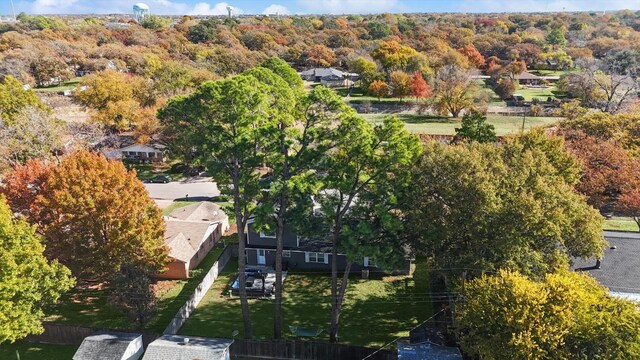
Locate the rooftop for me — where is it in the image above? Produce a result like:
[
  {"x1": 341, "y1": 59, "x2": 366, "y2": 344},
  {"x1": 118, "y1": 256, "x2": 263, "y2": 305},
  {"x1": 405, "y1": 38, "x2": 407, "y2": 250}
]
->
[
  {"x1": 142, "y1": 335, "x2": 233, "y2": 360},
  {"x1": 73, "y1": 332, "x2": 141, "y2": 360},
  {"x1": 164, "y1": 220, "x2": 214, "y2": 263},
  {"x1": 169, "y1": 201, "x2": 227, "y2": 223},
  {"x1": 571, "y1": 231, "x2": 640, "y2": 295}
]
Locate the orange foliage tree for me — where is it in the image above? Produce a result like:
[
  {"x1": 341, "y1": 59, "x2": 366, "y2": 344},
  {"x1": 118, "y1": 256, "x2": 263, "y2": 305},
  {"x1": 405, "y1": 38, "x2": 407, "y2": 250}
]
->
[
  {"x1": 0, "y1": 159, "x2": 52, "y2": 220},
  {"x1": 411, "y1": 71, "x2": 431, "y2": 100},
  {"x1": 458, "y1": 44, "x2": 485, "y2": 68},
  {"x1": 368, "y1": 80, "x2": 389, "y2": 101},
  {"x1": 35, "y1": 151, "x2": 167, "y2": 280}
]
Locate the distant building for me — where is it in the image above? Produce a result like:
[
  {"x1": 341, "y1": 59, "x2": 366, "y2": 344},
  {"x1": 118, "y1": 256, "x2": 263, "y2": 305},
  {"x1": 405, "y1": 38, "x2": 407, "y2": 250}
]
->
[
  {"x1": 119, "y1": 143, "x2": 165, "y2": 162},
  {"x1": 298, "y1": 68, "x2": 359, "y2": 88},
  {"x1": 133, "y1": 3, "x2": 150, "y2": 23}
]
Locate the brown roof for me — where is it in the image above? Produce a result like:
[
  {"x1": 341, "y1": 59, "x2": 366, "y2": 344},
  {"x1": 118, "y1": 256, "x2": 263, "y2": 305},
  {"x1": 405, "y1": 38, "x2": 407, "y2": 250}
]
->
[
  {"x1": 514, "y1": 72, "x2": 541, "y2": 80},
  {"x1": 169, "y1": 202, "x2": 228, "y2": 223},
  {"x1": 164, "y1": 220, "x2": 214, "y2": 263}
]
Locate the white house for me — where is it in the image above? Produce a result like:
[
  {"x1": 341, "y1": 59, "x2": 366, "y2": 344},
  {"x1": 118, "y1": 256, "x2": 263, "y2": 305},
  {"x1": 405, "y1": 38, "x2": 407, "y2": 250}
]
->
[
  {"x1": 73, "y1": 332, "x2": 143, "y2": 360},
  {"x1": 119, "y1": 143, "x2": 165, "y2": 162}
]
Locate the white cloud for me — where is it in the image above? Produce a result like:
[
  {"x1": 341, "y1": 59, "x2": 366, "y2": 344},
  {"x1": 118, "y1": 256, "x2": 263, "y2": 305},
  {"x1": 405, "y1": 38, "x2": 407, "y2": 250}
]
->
[
  {"x1": 189, "y1": 2, "x2": 243, "y2": 15},
  {"x1": 297, "y1": 0, "x2": 399, "y2": 14},
  {"x1": 263, "y1": 4, "x2": 290, "y2": 15},
  {"x1": 456, "y1": 0, "x2": 636, "y2": 12}
]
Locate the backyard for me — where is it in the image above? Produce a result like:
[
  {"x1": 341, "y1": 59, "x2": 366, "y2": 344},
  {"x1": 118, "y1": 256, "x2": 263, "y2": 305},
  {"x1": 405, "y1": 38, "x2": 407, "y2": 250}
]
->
[
  {"x1": 604, "y1": 217, "x2": 639, "y2": 232},
  {"x1": 362, "y1": 113, "x2": 560, "y2": 136},
  {"x1": 178, "y1": 258, "x2": 432, "y2": 348},
  {"x1": 43, "y1": 236, "x2": 236, "y2": 333},
  {"x1": 0, "y1": 342, "x2": 77, "y2": 360}
]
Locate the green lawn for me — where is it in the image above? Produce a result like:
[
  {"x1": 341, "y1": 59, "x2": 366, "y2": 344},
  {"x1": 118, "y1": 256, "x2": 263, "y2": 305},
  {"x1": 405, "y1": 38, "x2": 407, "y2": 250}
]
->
[
  {"x1": 43, "y1": 236, "x2": 236, "y2": 333},
  {"x1": 515, "y1": 86, "x2": 559, "y2": 102},
  {"x1": 34, "y1": 77, "x2": 81, "y2": 92},
  {"x1": 162, "y1": 201, "x2": 194, "y2": 215},
  {"x1": 179, "y1": 258, "x2": 431, "y2": 347},
  {"x1": 362, "y1": 113, "x2": 560, "y2": 136},
  {"x1": 604, "y1": 217, "x2": 639, "y2": 232},
  {"x1": 0, "y1": 342, "x2": 77, "y2": 360},
  {"x1": 126, "y1": 162, "x2": 185, "y2": 182}
]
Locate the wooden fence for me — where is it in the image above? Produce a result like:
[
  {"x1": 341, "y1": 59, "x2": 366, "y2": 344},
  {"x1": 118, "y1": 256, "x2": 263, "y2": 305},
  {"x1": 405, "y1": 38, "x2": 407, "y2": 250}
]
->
[
  {"x1": 24, "y1": 323, "x2": 158, "y2": 347},
  {"x1": 230, "y1": 339, "x2": 396, "y2": 360},
  {"x1": 163, "y1": 243, "x2": 236, "y2": 334}
]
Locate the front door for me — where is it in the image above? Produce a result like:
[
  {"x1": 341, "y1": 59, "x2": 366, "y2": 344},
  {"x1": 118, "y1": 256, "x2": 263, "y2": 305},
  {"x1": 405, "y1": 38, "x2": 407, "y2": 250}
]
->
[{"x1": 257, "y1": 249, "x2": 266, "y2": 265}]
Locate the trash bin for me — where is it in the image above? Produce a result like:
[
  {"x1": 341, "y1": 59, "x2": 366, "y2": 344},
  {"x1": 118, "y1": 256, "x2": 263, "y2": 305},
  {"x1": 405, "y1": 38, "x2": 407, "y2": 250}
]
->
[{"x1": 361, "y1": 268, "x2": 369, "y2": 279}]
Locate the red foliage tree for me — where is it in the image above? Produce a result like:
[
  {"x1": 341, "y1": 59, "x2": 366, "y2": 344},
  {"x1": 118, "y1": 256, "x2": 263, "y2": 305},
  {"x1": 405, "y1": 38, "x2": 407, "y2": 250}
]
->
[
  {"x1": 0, "y1": 159, "x2": 51, "y2": 221},
  {"x1": 411, "y1": 71, "x2": 432, "y2": 100}
]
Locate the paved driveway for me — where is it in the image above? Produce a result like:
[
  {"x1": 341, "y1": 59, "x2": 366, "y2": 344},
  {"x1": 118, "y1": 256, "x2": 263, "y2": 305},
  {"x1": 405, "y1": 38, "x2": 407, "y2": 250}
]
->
[{"x1": 144, "y1": 177, "x2": 220, "y2": 200}]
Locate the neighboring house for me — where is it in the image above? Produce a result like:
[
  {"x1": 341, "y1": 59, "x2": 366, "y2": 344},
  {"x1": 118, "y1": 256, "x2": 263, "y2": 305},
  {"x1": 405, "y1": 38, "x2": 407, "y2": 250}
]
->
[
  {"x1": 397, "y1": 341, "x2": 463, "y2": 360},
  {"x1": 514, "y1": 71, "x2": 543, "y2": 85},
  {"x1": 73, "y1": 332, "x2": 143, "y2": 360},
  {"x1": 159, "y1": 202, "x2": 229, "y2": 279},
  {"x1": 119, "y1": 143, "x2": 165, "y2": 162},
  {"x1": 298, "y1": 68, "x2": 359, "y2": 88},
  {"x1": 571, "y1": 231, "x2": 640, "y2": 301},
  {"x1": 245, "y1": 219, "x2": 411, "y2": 274},
  {"x1": 142, "y1": 335, "x2": 232, "y2": 360}
]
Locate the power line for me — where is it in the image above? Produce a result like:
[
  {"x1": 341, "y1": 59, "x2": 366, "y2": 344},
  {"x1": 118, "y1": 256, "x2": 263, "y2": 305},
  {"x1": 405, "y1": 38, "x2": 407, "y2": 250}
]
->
[{"x1": 361, "y1": 307, "x2": 447, "y2": 360}]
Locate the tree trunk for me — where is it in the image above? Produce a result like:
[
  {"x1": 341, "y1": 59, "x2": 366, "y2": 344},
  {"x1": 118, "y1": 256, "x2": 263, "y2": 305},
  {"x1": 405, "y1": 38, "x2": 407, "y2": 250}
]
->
[
  {"x1": 330, "y1": 258, "x2": 352, "y2": 343},
  {"x1": 233, "y1": 174, "x2": 253, "y2": 339},
  {"x1": 274, "y1": 199, "x2": 286, "y2": 339}
]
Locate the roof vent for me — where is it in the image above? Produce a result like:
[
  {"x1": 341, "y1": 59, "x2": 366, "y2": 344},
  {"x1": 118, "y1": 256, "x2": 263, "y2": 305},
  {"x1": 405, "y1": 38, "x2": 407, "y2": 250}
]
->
[
  {"x1": 183, "y1": 338, "x2": 190, "y2": 345},
  {"x1": 610, "y1": 246, "x2": 617, "y2": 250}
]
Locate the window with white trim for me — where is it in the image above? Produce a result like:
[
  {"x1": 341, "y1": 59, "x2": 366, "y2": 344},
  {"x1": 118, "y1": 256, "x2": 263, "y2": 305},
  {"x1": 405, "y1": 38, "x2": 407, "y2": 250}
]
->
[
  {"x1": 305, "y1": 252, "x2": 328, "y2": 264},
  {"x1": 259, "y1": 231, "x2": 276, "y2": 238},
  {"x1": 283, "y1": 250, "x2": 291, "y2": 258}
]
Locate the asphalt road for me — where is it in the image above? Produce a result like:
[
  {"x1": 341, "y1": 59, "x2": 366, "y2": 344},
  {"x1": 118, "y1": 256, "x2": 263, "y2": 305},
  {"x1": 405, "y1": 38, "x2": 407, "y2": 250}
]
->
[{"x1": 144, "y1": 177, "x2": 220, "y2": 200}]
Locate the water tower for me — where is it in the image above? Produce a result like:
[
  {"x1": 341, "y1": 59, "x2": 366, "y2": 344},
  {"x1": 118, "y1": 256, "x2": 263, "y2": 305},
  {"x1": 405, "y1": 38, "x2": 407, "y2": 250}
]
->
[
  {"x1": 226, "y1": 6, "x2": 233, "y2": 18},
  {"x1": 133, "y1": 3, "x2": 150, "y2": 23}
]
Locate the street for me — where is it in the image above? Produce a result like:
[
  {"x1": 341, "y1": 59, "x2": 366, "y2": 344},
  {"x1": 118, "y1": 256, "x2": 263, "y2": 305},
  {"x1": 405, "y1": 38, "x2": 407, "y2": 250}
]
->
[{"x1": 144, "y1": 177, "x2": 220, "y2": 200}]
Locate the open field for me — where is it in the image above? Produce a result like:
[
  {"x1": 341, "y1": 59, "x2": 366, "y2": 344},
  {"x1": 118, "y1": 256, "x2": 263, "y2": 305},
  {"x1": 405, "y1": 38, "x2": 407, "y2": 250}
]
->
[
  {"x1": 0, "y1": 342, "x2": 77, "y2": 360},
  {"x1": 34, "y1": 78, "x2": 81, "y2": 92},
  {"x1": 362, "y1": 113, "x2": 561, "y2": 135},
  {"x1": 515, "y1": 86, "x2": 561, "y2": 101},
  {"x1": 179, "y1": 258, "x2": 431, "y2": 348}
]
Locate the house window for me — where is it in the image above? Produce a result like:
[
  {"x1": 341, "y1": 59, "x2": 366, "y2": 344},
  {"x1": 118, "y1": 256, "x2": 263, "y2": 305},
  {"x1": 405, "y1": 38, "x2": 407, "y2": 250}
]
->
[
  {"x1": 306, "y1": 252, "x2": 328, "y2": 264},
  {"x1": 260, "y1": 231, "x2": 276, "y2": 239},
  {"x1": 283, "y1": 250, "x2": 291, "y2": 258}
]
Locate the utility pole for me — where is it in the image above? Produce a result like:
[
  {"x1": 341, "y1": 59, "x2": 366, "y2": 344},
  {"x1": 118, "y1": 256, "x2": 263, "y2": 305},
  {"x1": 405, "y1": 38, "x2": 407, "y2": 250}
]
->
[
  {"x1": 521, "y1": 109, "x2": 526, "y2": 133},
  {"x1": 10, "y1": 0, "x2": 17, "y2": 21}
]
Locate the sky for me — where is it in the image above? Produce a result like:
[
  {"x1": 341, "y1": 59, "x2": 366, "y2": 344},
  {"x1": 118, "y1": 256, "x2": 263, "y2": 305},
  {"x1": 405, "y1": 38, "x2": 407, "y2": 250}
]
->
[{"x1": 1, "y1": 0, "x2": 638, "y2": 16}]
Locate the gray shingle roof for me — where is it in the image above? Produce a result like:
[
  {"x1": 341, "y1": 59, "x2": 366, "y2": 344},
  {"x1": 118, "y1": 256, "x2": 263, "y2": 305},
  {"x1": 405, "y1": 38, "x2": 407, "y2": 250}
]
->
[
  {"x1": 142, "y1": 335, "x2": 233, "y2": 360},
  {"x1": 169, "y1": 202, "x2": 228, "y2": 223},
  {"x1": 164, "y1": 220, "x2": 214, "y2": 263},
  {"x1": 73, "y1": 332, "x2": 142, "y2": 360},
  {"x1": 571, "y1": 231, "x2": 640, "y2": 294}
]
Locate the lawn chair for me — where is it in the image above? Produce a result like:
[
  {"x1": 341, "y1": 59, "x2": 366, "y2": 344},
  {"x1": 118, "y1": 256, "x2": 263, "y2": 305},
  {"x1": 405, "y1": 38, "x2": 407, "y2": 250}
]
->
[{"x1": 288, "y1": 325, "x2": 323, "y2": 337}]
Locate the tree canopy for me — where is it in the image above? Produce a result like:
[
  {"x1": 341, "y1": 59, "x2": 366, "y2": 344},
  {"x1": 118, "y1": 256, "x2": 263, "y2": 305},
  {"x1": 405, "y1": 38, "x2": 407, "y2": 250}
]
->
[{"x1": 0, "y1": 196, "x2": 74, "y2": 344}]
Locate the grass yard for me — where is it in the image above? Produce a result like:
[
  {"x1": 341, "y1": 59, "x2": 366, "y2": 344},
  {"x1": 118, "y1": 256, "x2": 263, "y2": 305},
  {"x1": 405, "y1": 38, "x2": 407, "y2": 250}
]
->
[
  {"x1": 43, "y1": 236, "x2": 236, "y2": 333},
  {"x1": 162, "y1": 200, "x2": 194, "y2": 215},
  {"x1": 179, "y1": 258, "x2": 431, "y2": 348},
  {"x1": 0, "y1": 342, "x2": 77, "y2": 360},
  {"x1": 126, "y1": 162, "x2": 185, "y2": 182},
  {"x1": 34, "y1": 77, "x2": 82, "y2": 92},
  {"x1": 362, "y1": 113, "x2": 560, "y2": 136},
  {"x1": 604, "y1": 217, "x2": 639, "y2": 232},
  {"x1": 515, "y1": 86, "x2": 559, "y2": 101}
]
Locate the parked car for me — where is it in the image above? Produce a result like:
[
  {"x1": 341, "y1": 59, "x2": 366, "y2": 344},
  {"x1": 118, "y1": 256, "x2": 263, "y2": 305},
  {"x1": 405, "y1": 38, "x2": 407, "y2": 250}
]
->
[
  {"x1": 148, "y1": 174, "x2": 171, "y2": 183},
  {"x1": 185, "y1": 165, "x2": 206, "y2": 177}
]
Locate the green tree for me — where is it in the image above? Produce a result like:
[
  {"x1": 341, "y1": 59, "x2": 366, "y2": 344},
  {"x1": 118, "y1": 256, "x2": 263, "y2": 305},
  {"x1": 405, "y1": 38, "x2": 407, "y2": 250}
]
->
[
  {"x1": 108, "y1": 263, "x2": 157, "y2": 328},
  {"x1": 348, "y1": 57, "x2": 383, "y2": 90},
  {"x1": 404, "y1": 140, "x2": 605, "y2": 279},
  {"x1": 389, "y1": 70, "x2": 412, "y2": 100},
  {"x1": 458, "y1": 270, "x2": 640, "y2": 359},
  {"x1": 545, "y1": 28, "x2": 567, "y2": 48},
  {"x1": 0, "y1": 76, "x2": 48, "y2": 124},
  {"x1": 313, "y1": 115, "x2": 421, "y2": 342},
  {"x1": 141, "y1": 15, "x2": 171, "y2": 30},
  {"x1": 0, "y1": 196, "x2": 74, "y2": 344},
  {"x1": 366, "y1": 21, "x2": 392, "y2": 39},
  {"x1": 454, "y1": 110, "x2": 497, "y2": 143},
  {"x1": 35, "y1": 151, "x2": 168, "y2": 280},
  {"x1": 159, "y1": 73, "x2": 275, "y2": 339}
]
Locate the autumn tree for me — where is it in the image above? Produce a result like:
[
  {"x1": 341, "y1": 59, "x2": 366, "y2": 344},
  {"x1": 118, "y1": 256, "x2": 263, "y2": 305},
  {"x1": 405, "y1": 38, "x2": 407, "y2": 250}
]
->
[
  {"x1": 562, "y1": 131, "x2": 640, "y2": 209},
  {"x1": 368, "y1": 80, "x2": 389, "y2": 101},
  {"x1": 458, "y1": 270, "x2": 640, "y2": 359},
  {"x1": 0, "y1": 196, "x2": 74, "y2": 344},
  {"x1": 432, "y1": 64, "x2": 477, "y2": 117},
  {"x1": 458, "y1": 44, "x2": 485, "y2": 68},
  {"x1": 348, "y1": 57, "x2": 383, "y2": 90},
  {"x1": 454, "y1": 110, "x2": 497, "y2": 143},
  {"x1": 159, "y1": 73, "x2": 276, "y2": 339},
  {"x1": 0, "y1": 107, "x2": 66, "y2": 168},
  {"x1": 494, "y1": 78, "x2": 516, "y2": 100},
  {"x1": 389, "y1": 70, "x2": 412, "y2": 100},
  {"x1": 411, "y1": 71, "x2": 431, "y2": 100},
  {"x1": 0, "y1": 75, "x2": 48, "y2": 124},
  {"x1": 0, "y1": 159, "x2": 51, "y2": 220},
  {"x1": 30, "y1": 57, "x2": 70, "y2": 87},
  {"x1": 35, "y1": 151, "x2": 168, "y2": 280},
  {"x1": 371, "y1": 40, "x2": 418, "y2": 72}
]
